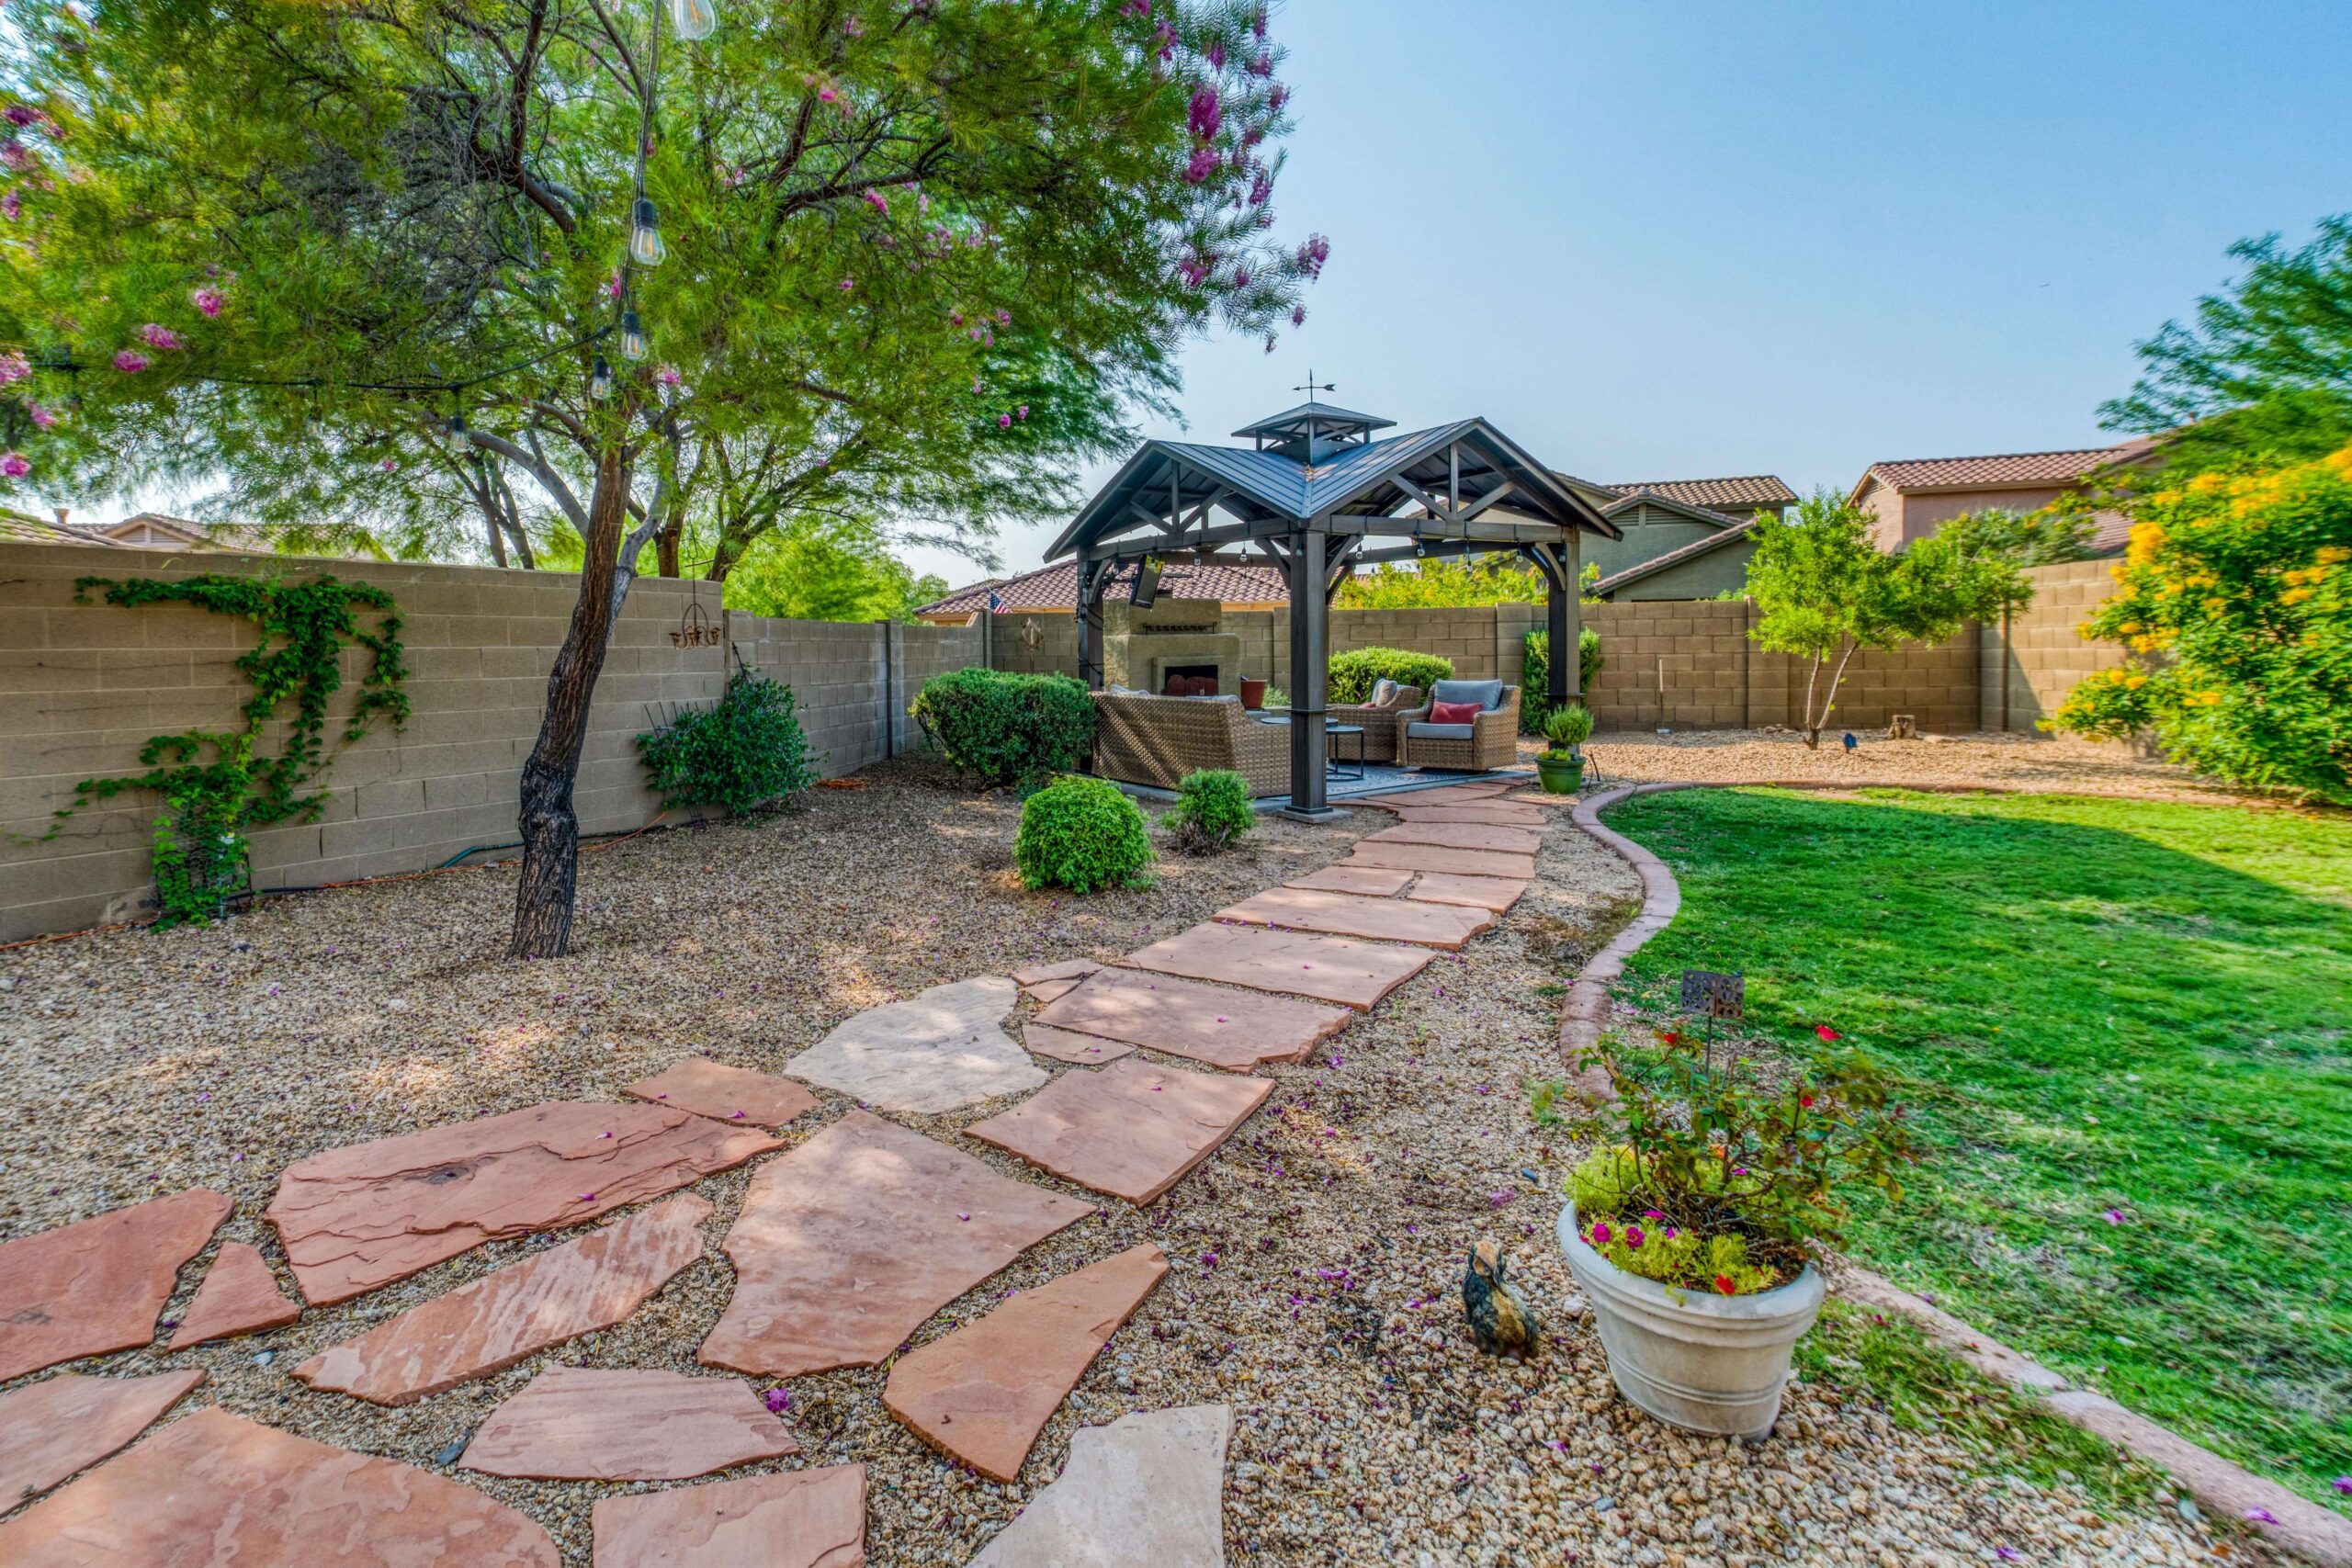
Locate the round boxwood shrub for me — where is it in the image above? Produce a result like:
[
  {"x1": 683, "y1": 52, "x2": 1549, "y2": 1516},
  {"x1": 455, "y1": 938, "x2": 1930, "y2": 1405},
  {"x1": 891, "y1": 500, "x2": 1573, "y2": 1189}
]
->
[
  {"x1": 1326, "y1": 646, "x2": 1455, "y2": 705},
  {"x1": 910, "y1": 668, "x2": 1097, "y2": 786},
  {"x1": 1015, "y1": 774, "x2": 1155, "y2": 893},
  {"x1": 1167, "y1": 767, "x2": 1254, "y2": 854}
]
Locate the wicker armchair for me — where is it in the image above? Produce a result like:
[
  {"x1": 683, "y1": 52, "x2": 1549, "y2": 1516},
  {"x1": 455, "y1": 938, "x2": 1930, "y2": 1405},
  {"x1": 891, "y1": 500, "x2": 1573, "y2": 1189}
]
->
[
  {"x1": 1325, "y1": 682, "x2": 1422, "y2": 765},
  {"x1": 1091, "y1": 692, "x2": 1291, "y2": 796},
  {"x1": 1396, "y1": 681, "x2": 1521, "y2": 773}
]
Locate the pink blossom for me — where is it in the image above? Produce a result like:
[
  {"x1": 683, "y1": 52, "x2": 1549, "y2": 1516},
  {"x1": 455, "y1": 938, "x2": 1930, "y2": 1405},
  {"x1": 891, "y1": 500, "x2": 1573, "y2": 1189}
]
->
[
  {"x1": 863, "y1": 188, "x2": 888, "y2": 215},
  {"x1": 1120, "y1": 0, "x2": 1149, "y2": 15},
  {"x1": 1232, "y1": 268, "x2": 1250, "y2": 289},
  {"x1": 2101, "y1": 1207, "x2": 2125, "y2": 1224},
  {"x1": 817, "y1": 85, "x2": 841, "y2": 104},
  {"x1": 1268, "y1": 83, "x2": 1290, "y2": 114},
  {"x1": 1251, "y1": 6, "x2": 1267, "y2": 39},
  {"x1": 1295, "y1": 231, "x2": 1329, "y2": 278},
  {"x1": 138, "y1": 322, "x2": 185, "y2": 351},
  {"x1": 838, "y1": 276, "x2": 855, "y2": 291},
  {"x1": 27, "y1": 401, "x2": 54, "y2": 429},
  {"x1": 4, "y1": 106, "x2": 38, "y2": 129},
  {"x1": 0, "y1": 191, "x2": 18, "y2": 220},
  {"x1": 841, "y1": 15, "x2": 864, "y2": 35},
  {"x1": 1624, "y1": 1224, "x2": 1645, "y2": 1249},
  {"x1": 0, "y1": 351, "x2": 28, "y2": 385},
  {"x1": 1589, "y1": 1219, "x2": 1611, "y2": 1245},
  {"x1": 655, "y1": 364, "x2": 683, "y2": 386},
  {"x1": 190, "y1": 286, "x2": 224, "y2": 318},
  {"x1": 2245, "y1": 1508, "x2": 2279, "y2": 1525},
  {"x1": 1016, "y1": 404, "x2": 1028, "y2": 420},
  {"x1": 1205, "y1": 40, "x2": 1225, "y2": 73},
  {"x1": 763, "y1": 1388, "x2": 790, "y2": 1415},
  {"x1": 1248, "y1": 166, "x2": 1273, "y2": 206},
  {"x1": 1182, "y1": 145, "x2": 1223, "y2": 185},
  {"x1": 379, "y1": 457, "x2": 399, "y2": 472},
  {"x1": 0, "y1": 451, "x2": 28, "y2": 479},
  {"x1": 0, "y1": 141, "x2": 30, "y2": 173},
  {"x1": 601, "y1": 269, "x2": 625, "y2": 300},
  {"x1": 997, "y1": 413, "x2": 1012, "y2": 429},
  {"x1": 1186, "y1": 85, "x2": 1222, "y2": 141},
  {"x1": 1291, "y1": 303, "x2": 1306, "y2": 327},
  {"x1": 112, "y1": 349, "x2": 151, "y2": 373},
  {"x1": 993, "y1": 308, "x2": 1010, "y2": 326}
]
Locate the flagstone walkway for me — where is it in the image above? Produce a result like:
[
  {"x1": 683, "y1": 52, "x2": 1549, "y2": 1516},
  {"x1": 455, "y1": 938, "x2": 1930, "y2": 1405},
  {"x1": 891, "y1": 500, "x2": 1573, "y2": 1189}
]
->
[{"x1": 0, "y1": 778, "x2": 1543, "y2": 1564}]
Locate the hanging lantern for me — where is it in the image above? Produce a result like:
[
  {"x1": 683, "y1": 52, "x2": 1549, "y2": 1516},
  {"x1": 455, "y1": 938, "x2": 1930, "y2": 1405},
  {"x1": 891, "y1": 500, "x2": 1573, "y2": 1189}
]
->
[
  {"x1": 619, "y1": 310, "x2": 650, "y2": 362},
  {"x1": 670, "y1": 0, "x2": 716, "y2": 41},
  {"x1": 629, "y1": 197, "x2": 665, "y2": 267},
  {"x1": 588, "y1": 355, "x2": 615, "y2": 400}
]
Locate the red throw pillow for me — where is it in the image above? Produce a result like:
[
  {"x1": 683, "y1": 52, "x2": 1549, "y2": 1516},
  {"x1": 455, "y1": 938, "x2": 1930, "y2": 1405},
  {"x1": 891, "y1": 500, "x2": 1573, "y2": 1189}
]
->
[{"x1": 1429, "y1": 700, "x2": 1482, "y2": 724}]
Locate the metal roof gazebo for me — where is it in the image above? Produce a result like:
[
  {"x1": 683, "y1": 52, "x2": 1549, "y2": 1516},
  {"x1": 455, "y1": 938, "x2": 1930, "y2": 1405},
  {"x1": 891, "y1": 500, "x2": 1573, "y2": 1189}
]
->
[{"x1": 1043, "y1": 400, "x2": 1621, "y2": 818}]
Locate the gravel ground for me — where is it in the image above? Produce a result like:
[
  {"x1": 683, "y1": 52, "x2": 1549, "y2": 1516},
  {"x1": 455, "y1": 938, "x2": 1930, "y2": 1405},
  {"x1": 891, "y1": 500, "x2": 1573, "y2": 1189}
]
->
[
  {"x1": 1551, "y1": 728, "x2": 2251, "y2": 806},
  {"x1": 0, "y1": 754, "x2": 2264, "y2": 1565}
]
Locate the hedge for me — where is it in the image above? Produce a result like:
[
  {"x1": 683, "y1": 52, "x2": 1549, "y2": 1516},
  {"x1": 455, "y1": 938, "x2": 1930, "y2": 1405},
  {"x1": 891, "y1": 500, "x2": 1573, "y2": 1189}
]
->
[
  {"x1": 1521, "y1": 627, "x2": 1604, "y2": 732},
  {"x1": 1326, "y1": 646, "x2": 1455, "y2": 705},
  {"x1": 1015, "y1": 774, "x2": 1155, "y2": 892},
  {"x1": 910, "y1": 668, "x2": 1097, "y2": 786}
]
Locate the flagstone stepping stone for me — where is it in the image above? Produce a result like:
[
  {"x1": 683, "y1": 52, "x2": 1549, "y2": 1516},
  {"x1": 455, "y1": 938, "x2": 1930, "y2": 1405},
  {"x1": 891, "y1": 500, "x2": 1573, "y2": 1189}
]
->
[
  {"x1": 0, "y1": 1370, "x2": 204, "y2": 1510},
  {"x1": 1014, "y1": 958, "x2": 1102, "y2": 989},
  {"x1": 883, "y1": 1245, "x2": 1169, "y2": 1483},
  {"x1": 460, "y1": 1366, "x2": 799, "y2": 1481},
  {"x1": 1285, "y1": 863, "x2": 1415, "y2": 897},
  {"x1": 698, "y1": 1111, "x2": 1091, "y2": 1380},
  {"x1": 1361, "y1": 781, "x2": 1512, "y2": 805},
  {"x1": 964, "y1": 1059, "x2": 1273, "y2": 1205},
  {"x1": 1382, "y1": 804, "x2": 1547, "y2": 827},
  {"x1": 1212, "y1": 886, "x2": 1495, "y2": 950},
  {"x1": 625, "y1": 1058, "x2": 820, "y2": 1130},
  {"x1": 1118, "y1": 921, "x2": 1433, "y2": 1010},
  {"x1": 0, "y1": 1406, "x2": 558, "y2": 1566},
  {"x1": 1345, "y1": 840, "x2": 1537, "y2": 880},
  {"x1": 1023, "y1": 1023, "x2": 1137, "y2": 1066},
  {"x1": 1365, "y1": 819, "x2": 1543, "y2": 854},
  {"x1": 168, "y1": 1242, "x2": 300, "y2": 1348},
  {"x1": 784, "y1": 976, "x2": 1046, "y2": 1114},
  {"x1": 966, "y1": 1404, "x2": 1233, "y2": 1568},
  {"x1": 0, "y1": 1187, "x2": 230, "y2": 1382},
  {"x1": 266, "y1": 1103, "x2": 774, "y2": 1306},
  {"x1": 592, "y1": 1462, "x2": 865, "y2": 1568},
  {"x1": 293, "y1": 1194, "x2": 712, "y2": 1406},
  {"x1": 1405, "y1": 872, "x2": 1532, "y2": 913},
  {"x1": 1022, "y1": 974, "x2": 1089, "y2": 1005},
  {"x1": 1035, "y1": 967, "x2": 1350, "y2": 1069}
]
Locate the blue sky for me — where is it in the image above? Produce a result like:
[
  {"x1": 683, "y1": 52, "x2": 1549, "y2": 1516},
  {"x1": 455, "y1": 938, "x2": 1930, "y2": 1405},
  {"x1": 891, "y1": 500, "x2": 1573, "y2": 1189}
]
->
[{"x1": 909, "y1": 0, "x2": 2352, "y2": 586}]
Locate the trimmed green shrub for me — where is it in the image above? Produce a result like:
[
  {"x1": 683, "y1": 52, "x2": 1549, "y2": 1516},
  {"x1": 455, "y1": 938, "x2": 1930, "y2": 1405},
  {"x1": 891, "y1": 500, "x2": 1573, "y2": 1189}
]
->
[
  {"x1": 1167, "y1": 768, "x2": 1254, "y2": 854},
  {"x1": 1541, "y1": 703, "x2": 1594, "y2": 753},
  {"x1": 1014, "y1": 774, "x2": 1155, "y2": 893},
  {"x1": 910, "y1": 668, "x2": 1097, "y2": 786},
  {"x1": 1521, "y1": 626, "x2": 1604, "y2": 732},
  {"x1": 637, "y1": 670, "x2": 819, "y2": 817},
  {"x1": 1326, "y1": 646, "x2": 1453, "y2": 705}
]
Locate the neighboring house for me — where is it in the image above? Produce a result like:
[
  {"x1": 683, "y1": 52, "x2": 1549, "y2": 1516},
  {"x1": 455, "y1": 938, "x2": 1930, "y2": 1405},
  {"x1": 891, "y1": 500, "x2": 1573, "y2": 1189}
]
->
[
  {"x1": 1849, "y1": 438, "x2": 2160, "y2": 555},
  {"x1": 0, "y1": 509, "x2": 129, "y2": 547},
  {"x1": 1557, "y1": 473, "x2": 1795, "y2": 599},
  {"x1": 915, "y1": 558, "x2": 1290, "y2": 625}
]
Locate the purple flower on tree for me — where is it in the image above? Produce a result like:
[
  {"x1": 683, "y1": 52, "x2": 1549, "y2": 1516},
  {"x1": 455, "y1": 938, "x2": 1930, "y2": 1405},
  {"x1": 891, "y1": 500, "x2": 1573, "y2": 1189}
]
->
[
  {"x1": 1295, "y1": 232, "x2": 1329, "y2": 278},
  {"x1": 1205, "y1": 40, "x2": 1225, "y2": 73},
  {"x1": 0, "y1": 351, "x2": 26, "y2": 385},
  {"x1": 139, "y1": 323, "x2": 186, "y2": 352},
  {"x1": 4, "y1": 106, "x2": 39, "y2": 128},
  {"x1": 1182, "y1": 145, "x2": 1222, "y2": 185},
  {"x1": 1248, "y1": 51, "x2": 1273, "y2": 77},
  {"x1": 1248, "y1": 166, "x2": 1273, "y2": 206},
  {"x1": 997, "y1": 412, "x2": 1012, "y2": 428},
  {"x1": 1186, "y1": 85, "x2": 1223, "y2": 141},
  {"x1": 863, "y1": 188, "x2": 888, "y2": 215},
  {"x1": 191, "y1": 286, "x2": 225, "y2": 318},
  {"x1": 1268, "y1": 83, "x2": 1290, "y2": 114},
  {"x1": 1, "y1": 191, "x2": 19, "y2": 220},
  {"x1": 27, "y1": 402, "x2": 55, "y2": 429},
  {"x1": 0, "y1": 141, "x2": 31, "y2": 173},
  {"x1": 113, "y1": 349, "x2": 151, "y2": 373},
  {"x1": 0, "y1": 451, "x2": 28, "y2": 479},
  {"x1": 1291, "y1": 303, "x2": 1306, "y2": 327}
]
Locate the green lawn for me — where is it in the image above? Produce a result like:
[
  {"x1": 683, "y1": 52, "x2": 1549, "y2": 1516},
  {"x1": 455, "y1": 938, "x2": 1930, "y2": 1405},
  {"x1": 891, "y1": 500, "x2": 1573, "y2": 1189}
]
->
[{"x1": 1603, "y1": 787, "x2": 2352, "y2": 1511}]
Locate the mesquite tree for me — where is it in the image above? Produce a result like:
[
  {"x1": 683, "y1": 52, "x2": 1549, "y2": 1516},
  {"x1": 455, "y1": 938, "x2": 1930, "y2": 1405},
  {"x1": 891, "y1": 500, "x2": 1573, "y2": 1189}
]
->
[{"x1": 0, "y1": 0, "x2": 1323, "y2": 957}]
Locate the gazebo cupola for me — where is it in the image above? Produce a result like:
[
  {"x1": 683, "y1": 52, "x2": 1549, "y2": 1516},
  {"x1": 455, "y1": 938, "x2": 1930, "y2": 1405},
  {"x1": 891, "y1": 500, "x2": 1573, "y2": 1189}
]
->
[{"x1": 1044, "y1": 396, "x2": 1622, "y2": 818}]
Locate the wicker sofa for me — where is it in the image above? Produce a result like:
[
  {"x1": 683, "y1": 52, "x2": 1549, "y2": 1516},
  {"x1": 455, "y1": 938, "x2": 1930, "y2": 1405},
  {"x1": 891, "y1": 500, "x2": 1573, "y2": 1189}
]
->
[
  {"x1": 1092, "y1": 692, "x2": 1290, "y2": 796},
  {"x1": 1395, "y1": 680, "x2": 1521, "y2": 773},
  {"x1": 1325, "y1": 682, "x2": 1422, "y2": 765}
]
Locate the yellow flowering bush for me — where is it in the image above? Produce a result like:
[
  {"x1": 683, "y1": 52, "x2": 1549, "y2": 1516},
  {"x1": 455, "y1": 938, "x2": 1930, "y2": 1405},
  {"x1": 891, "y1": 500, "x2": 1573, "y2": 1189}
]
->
[{"x1": 2050, "y1": 447, "x2": 2352, "y2": 804}]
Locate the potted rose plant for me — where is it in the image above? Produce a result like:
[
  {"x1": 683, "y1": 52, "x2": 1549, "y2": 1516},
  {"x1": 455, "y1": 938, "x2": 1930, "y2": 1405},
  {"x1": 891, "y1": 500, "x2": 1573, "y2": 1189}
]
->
[
  {"x1": 1558, "y1": 1026, "x2": 1913, "y2": 1437},
  {"x1": 1535, "y1": 704, "x2": 1594, "y2": 794}
]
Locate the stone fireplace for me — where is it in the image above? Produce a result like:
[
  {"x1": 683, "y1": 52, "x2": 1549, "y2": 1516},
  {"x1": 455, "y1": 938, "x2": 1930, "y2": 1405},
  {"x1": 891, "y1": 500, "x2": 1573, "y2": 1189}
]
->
[{"x1": 1101, "y1": 599, "x2": 1243, "y2": 695}]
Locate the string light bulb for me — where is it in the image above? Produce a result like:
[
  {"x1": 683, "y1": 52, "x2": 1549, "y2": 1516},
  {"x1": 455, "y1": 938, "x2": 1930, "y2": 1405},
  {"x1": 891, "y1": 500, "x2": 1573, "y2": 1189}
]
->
[
  {"x1": 669, "y1": 0, "x2": 716, "y2": 41},
  {"x1": 588, "y1": 355, "x2": 614, "y2": 400},
  {"x1": 629, "y1": 197, "x2": 665, "y2": 267},
  {"x1": 618, "y1": 310, "x2": 650, "y2": 362}
]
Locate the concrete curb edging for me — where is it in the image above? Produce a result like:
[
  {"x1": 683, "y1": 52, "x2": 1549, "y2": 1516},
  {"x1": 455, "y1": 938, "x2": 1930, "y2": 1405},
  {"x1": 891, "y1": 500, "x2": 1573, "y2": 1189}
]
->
[{"x1": 1544, "y1": 780, "x2": 2352, "y2": 1568}]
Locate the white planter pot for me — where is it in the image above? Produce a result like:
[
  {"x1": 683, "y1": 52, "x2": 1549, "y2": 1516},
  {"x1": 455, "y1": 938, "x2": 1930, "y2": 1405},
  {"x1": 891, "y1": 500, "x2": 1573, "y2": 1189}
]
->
[{"x1": 1558, "y1": 1200, "x2": 1824, "y2": 1438}]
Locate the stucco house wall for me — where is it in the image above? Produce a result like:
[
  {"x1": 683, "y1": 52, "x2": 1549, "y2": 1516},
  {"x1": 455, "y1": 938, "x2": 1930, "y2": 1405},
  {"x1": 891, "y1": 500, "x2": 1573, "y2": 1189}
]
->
[
  {"x1": 1582, "y1": 500, "x2": 1731, "y2": 580},
  {"x1": 1859, "y1": 479, "x2": 2072, "y2": 552}
]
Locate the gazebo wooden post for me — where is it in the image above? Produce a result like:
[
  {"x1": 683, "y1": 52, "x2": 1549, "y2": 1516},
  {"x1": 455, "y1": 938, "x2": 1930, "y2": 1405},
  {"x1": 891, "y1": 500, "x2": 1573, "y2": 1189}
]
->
[
  {"x1": 1075, "y1": 547, "x2": 1104, "y2": 690},
  {"x1": 1563, "y1": 526, "x2": 1583, "y2": 703},
  {"x1": 1282, "y1": 523, "x2": 1335, "y2": 819}
]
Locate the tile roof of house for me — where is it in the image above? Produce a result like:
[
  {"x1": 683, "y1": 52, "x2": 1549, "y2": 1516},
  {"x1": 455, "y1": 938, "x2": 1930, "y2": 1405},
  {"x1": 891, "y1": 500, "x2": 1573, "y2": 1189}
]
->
[
  {"x1": 1858, "y1": 438, "x2": 2156, "y2": 493},
  {"x1": 1599, "y1": 491, "x2": 1754, "y2": 531},
  {"x1": 920, "y1": 559, "x2": 1292, "y2": 617},
  {"x1": 1590, "y1": 517, "x2": 1763, "y2": 596},
  {"x1": 2085, "y1": 509, "x2": 2134, "y2": 556},
  {"x1": 1604, "y1": 475, "x2": 1797, "y2": 510},
  {"x1": 0, "y1": 512, "x2": 125, "y2": 547}
]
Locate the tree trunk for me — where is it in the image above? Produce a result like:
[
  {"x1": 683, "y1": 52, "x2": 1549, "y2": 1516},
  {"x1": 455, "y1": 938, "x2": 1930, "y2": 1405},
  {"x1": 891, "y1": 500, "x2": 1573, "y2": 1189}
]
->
[
  {"x1": 1801, "y1": 651, "x2": 1825, "y2": 749},
  {"x1": 656, "y1": 513, "x2": 684, "y2": 577},
  {"x1": 509, "y1": 445, "x2": 630, "y2": 958}
]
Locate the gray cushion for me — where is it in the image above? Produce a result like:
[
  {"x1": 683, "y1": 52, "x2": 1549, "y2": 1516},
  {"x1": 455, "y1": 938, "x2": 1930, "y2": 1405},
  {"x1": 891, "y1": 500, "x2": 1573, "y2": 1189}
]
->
[
  {"x1": 1430, "y1": 679, "x2": 1505, "y2": 712},
  {"x1": 1407, "y1": 721, "x2": 1476, "y2": 740},
  {"x1": 1369, "y1": 677, "x2": 1401, "y2": 706},
  {"x1": 1107, "y1": 683, "x2": 1148, "y2": 696}
]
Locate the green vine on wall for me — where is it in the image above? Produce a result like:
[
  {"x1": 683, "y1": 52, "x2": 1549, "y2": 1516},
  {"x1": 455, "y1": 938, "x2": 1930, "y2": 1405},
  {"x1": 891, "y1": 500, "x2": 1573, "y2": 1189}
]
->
[{"x1": 52, "y1": 573, "x2": 410, "y2": 927}]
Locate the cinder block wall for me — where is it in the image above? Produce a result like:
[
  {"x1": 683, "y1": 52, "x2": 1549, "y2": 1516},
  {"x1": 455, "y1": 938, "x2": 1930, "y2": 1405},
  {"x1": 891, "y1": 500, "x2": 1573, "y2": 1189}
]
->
[
  {"x1": 0, "y1": 543, "x2": 978, "y2": 941},
  {"x1": 1983, "y1": 558, "x2": 2129, "y2": 732}
]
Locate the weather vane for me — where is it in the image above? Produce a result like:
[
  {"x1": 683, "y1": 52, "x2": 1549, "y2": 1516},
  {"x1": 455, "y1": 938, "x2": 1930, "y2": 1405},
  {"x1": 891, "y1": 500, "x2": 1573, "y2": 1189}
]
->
[{"x1": 1294, "y1": 369, "x2": 1336, "y2": 397}]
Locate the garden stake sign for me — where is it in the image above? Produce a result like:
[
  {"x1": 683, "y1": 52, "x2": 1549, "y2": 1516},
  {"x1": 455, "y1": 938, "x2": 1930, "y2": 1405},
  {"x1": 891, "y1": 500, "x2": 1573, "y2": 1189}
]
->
[
  {"x1": 42, "y1": 573, "x2": 409, "y2": 927},
  {"x1": 1680, "y1": 969, "x2": 1745, "y2": 1022}
]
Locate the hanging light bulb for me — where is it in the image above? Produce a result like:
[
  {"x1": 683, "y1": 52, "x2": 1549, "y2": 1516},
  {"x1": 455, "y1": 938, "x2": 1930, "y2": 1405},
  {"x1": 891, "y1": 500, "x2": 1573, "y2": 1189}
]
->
[
  {"x1": 619, "y1": 310, "x2": 650, "y2": 362},
  {"x1": 588, "y1": 355, "x2": 615, "y2": 401},
  {"x1": 669, "y1": 0, "x2": 716, "y2": 41},
  {"x1": 629, "y1": 197, "x2": 665, "y2": 267}
]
